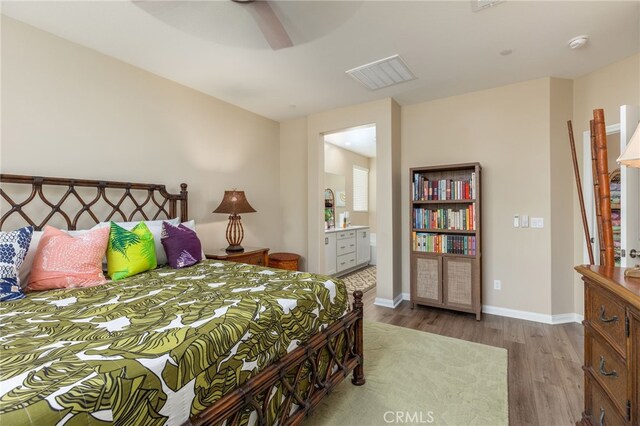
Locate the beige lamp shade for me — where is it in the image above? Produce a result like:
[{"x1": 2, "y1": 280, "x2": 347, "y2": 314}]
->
[{"x1": 617, "y1": 121, "x2": 640, "y2": 168}]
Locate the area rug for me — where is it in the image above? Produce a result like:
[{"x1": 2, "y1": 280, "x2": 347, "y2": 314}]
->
[
  {"x1": 341, "y1": 265, "x2": 376, "y2": 294},
  {"x1": 305, "y1": 321, "x2": 508, "y2": 426}
]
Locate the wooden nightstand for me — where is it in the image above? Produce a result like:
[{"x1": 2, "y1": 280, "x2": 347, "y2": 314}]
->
[{"x1": 205, "y1": 247, "x2": 269, "y2": 267}]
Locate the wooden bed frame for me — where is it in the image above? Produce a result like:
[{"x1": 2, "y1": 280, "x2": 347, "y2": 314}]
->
[{"x1": 0, "y1": 173, "x2": 365, "y2": 426}]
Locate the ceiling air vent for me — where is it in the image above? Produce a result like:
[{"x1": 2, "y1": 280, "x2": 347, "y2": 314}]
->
[{"x1": 346, "y1": 55, "x2": 416, "y2": 91}]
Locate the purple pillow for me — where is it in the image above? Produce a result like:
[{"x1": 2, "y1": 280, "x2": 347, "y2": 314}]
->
[{"x1": 161, "y1": 222, "x2": 203, "y2": 269}]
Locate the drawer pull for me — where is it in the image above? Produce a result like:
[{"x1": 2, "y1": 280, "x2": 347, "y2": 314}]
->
[
  {"x1": 340, "y1": 246, "x2": 346, "y2": 249},
  {"x1": 599, "y1": 305, "x2": 619, "y2": 324},
  {"x1": 599, "y1": 408, "x2": 605, "y2": 426},
  {"x1": 598, "y1": 356, "x2": 618, "y2": 378}
]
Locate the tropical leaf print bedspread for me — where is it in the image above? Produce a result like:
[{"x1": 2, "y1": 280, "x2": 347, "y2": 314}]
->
[{"x1": 0, "y1": 260, "x2": 349, "y2": 425}]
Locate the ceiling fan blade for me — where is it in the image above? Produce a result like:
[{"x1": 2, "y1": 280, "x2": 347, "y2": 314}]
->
[{"x1": 247, "y1": 1, "x2": 293, "y2": 50}]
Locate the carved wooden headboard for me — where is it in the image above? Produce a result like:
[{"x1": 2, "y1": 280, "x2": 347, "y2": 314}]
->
[{"x1": 0, "y1": 174, "x2": 188, "y2": 231}]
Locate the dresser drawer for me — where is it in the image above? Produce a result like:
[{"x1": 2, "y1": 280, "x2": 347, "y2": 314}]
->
[
  {"x1": 337, "y1": 252, "x2": 357, "y2": 273},
  {"x1": 336, "y1": 230, "x2": 356, "y2": 240},
  {"x1": 586, "y1": 377, "x2": 627, "y2": 426},
  {"x1": 588, "y1": 283, "x2": 627, "y2": 355},
  {"x1": 238, "y1": 252, "x2": 266, "y2": 266},
  {"x1": 587, "y1": 332, "x2": 628, "y2": 414},
  {"x1": 336, "y1": 237, "x2": 356, "y2": 256}
]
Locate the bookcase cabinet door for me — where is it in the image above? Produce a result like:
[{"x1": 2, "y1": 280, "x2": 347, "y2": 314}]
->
[
  {"x1": 411, "y1": 254, "x2": 442, "y2": 304},
  {"x1": 443, "y1": 256, "x2": 474, "y2": 310}
]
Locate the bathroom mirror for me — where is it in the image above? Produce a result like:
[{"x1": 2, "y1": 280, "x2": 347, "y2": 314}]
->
[
  {"x1": 324, "y1": 173, "x2": 346, "y2": 228},
  {"x1": 324, "y1": 188, "x2": 335, "y2": 229}
]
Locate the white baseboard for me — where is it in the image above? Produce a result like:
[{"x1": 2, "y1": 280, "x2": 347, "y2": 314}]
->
[
  {"x1": 482, "y1": 305, "x2": 583, "y2": 324},
  {"x1": 395, "y1": 294, "x2": 583, "y2": 324},
  {"x1": 374, "y1": 293, "x2": 404, "y2": 309},
  {"x1": 552, "y1": 313, "x2": 584, "y2": 324}
]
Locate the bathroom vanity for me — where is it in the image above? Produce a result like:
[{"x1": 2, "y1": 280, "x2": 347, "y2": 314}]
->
[{"x1": 325, "y1": 226, "x2": 370, "y2": 276}]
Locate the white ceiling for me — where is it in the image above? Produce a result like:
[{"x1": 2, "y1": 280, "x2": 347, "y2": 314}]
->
[
  {"x1": 2, "y1": 1, "x2": 639, "y2": 122},
  {"x1": 324, "y1": 124, "x2": 376, "y2": 158}
]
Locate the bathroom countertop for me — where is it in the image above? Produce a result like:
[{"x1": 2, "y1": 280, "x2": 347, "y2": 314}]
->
[{"x1": 325, "y1": 225, "x2": 369, "y2": 234}]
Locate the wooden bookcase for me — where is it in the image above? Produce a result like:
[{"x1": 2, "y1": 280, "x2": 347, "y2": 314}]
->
[
  {"x1": 609, "y1": 169, "x2": 621, "y2": 266},
  {"x1": 409, "y1": 163, "x2": 482, "y2": 320}
]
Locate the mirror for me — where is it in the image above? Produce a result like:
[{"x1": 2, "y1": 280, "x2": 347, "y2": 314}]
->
[
  {"x1": 324, "y1": 188, "x2": 335, "y2": 229},
  {"x1": 325, "y1": 173, "x2": 346, "y2": 228}
]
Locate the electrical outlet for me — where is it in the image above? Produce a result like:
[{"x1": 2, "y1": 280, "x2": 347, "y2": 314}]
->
[
  {"x1": 494, "y1": 280, "x2": 501, "y2": 290},
  {"x1": 521, "y1": 215, "x2": 529, "y2": 228},
  {"x1": 513, "y1": 215, "x2": 520, "y2": 228}
]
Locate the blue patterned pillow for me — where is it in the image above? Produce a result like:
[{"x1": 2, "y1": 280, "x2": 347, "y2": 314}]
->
[{"x1": 0, "y1": 226, "x2": 34, "y2": 301}]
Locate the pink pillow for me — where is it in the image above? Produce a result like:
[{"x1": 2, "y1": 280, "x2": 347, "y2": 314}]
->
[{"x1": 26, "y1": 226, "x2": 109, "y2": 291}]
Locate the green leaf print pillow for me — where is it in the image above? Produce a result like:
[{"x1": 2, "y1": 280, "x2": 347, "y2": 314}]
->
[{"x1": 107, "y1": 222, "x2": 157, "y2": 280}]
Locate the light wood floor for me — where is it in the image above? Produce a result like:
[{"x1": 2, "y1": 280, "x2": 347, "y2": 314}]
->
[{"x1": 360, "y1": 289, "x2": 584, "y2": 426}]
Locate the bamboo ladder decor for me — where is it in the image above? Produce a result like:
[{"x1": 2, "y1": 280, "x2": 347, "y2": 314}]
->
[{"x1": 592, "y1": 109, "x2": 616, "y2": 267}]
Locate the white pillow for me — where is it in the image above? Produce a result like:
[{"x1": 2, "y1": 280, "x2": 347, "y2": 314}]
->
[
  {"x1": 92, "y1": 218, "x2": 181, "y2": 266},
  {"x1": 181, "y1": 220, "x2": 207, "y2": 260}
]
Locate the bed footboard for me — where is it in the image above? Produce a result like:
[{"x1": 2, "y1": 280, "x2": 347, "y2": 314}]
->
[{"x1": 192, "y1": 290, "x2": 365, "y2": 426}]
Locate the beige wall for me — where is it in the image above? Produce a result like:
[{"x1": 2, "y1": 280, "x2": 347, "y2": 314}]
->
[
  {"x1": 391, "y1": 100, "x2": 402, "y2": 299},
  {"x1": 572, "y1": 53, "x2": 640, "y2": 314},
  {"x1": 324, "y1": 143, "x2": 370, "y2": 228},
  {"x1": 1, "y1": 17, "x2": 282, "y2": 253},
  {"x1": 279, "y1": 117, "x2": 308, "y2": 269},
  {"x1": 549, "y1": 78, "x2": 575, "y2": 316},
  {"x1": 402, "y1": 78, "x2": 555, "y2": 314}
]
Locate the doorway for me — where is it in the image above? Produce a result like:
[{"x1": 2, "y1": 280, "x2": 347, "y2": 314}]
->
[
  {"x1": 306, "y1": 99, "x2": 402, "y2": 307},
  {"x1": 322, "y1": 124, "x2": 377, "y2": 292}
]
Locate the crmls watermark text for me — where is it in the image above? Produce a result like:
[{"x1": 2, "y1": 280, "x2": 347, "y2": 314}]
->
[{"x1": 383, "y1": 411, "x2": 435, "y2": 424}]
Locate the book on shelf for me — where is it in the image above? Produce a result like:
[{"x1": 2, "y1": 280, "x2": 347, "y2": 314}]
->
[
  {"x1": 412, "y1": 232, "x2": 476, "y2": 256},
  {"x1": 412, "y1": 205, "x2": 476, "y2": 231},
  {"x1": 412, "y1": 172, "x2": 476, "y2": 201}
]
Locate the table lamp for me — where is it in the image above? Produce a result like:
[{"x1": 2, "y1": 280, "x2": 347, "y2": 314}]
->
[
  {"x1": 617, "y1": 121, "x2": 640, "y2": 278},
  {"x1": 213, "y1": 190, "x2": 256, "y2": 252}
]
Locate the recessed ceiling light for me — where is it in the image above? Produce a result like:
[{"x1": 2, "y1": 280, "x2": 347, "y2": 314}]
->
[
  {"x1": 345, "y1": 142, "x2": 352, "y2": 146},
  {"x1": 499, "y1": 49, "x2": 513, "y2": 56},
  {"x1": 568, "y1": 35, "x2": 589, "y2": 49}
]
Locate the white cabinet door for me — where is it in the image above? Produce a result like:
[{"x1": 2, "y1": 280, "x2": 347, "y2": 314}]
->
[
  {"x1": 325, "y1": 233, "x2": 337, "y2": 275},
  {"x1": 356, "y1": 228, "x2": 371, "y2": 265}
]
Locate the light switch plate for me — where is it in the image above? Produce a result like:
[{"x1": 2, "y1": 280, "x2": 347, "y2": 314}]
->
[
  {"x1": 531, "y1": 217, "x2": 544, "y2": 228},
  {"x1": 513, "y1": 215, "x2": 520, "y2": 228},
  {"x1": 521, "y1": 215, "x2": 529, "y2": 228}
]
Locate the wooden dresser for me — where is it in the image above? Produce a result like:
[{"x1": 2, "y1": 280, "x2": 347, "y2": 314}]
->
[
  {"x1": 575, "y1": 265, "x2": 640, "y2": 425},
  {"x1": 205, "y1": 247, "x2": 269, "y2": 267}
]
